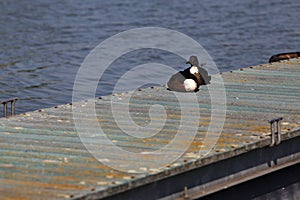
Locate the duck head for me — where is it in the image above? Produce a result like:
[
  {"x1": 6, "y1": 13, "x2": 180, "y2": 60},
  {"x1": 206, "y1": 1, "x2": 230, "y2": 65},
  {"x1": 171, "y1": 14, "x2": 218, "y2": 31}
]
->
[{"x1": 186, "y1": 55, "x2": 199, "y2": 67}]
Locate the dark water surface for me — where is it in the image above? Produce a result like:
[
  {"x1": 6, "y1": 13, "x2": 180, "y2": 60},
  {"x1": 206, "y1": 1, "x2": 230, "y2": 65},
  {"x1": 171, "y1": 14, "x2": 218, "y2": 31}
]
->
[{"x1": 1, "y1": 0, "x2": 300, "y2": 113}]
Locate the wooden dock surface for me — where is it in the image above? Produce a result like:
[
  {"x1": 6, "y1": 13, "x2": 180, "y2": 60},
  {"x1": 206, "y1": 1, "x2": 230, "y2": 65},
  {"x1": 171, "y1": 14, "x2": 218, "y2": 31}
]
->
[{"x1": 1, "y1": 59, "x2": 300, "y2": 199}]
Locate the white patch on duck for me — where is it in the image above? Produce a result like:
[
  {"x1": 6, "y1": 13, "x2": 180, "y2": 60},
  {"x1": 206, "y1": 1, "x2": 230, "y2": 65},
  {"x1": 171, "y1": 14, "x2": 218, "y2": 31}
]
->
[
  {"x1": 189, "y1": 66, "x2": 199, "y2": 74},
  {"x1": 183, "y1": 79, "x2": 197, "y2": 91}
]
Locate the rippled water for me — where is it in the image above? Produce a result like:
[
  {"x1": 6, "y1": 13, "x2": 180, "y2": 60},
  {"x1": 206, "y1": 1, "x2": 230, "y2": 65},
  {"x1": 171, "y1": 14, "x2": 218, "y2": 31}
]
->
[{"x1": 0, "y1": 0, "x2": 300, "y2": 113}]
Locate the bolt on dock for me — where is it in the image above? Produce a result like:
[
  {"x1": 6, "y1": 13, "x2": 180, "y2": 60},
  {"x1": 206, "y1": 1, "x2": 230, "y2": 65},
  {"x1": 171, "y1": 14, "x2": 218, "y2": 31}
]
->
[{"x1": 1, "y1": 59, "x2": 300, "y2": 199}]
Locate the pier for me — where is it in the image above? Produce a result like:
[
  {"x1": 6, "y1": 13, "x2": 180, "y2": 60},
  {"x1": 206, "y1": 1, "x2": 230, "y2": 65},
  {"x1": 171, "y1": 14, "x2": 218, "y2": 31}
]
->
[{"x1": 1, "y1": 59, "x2": 300, "y2": 199}]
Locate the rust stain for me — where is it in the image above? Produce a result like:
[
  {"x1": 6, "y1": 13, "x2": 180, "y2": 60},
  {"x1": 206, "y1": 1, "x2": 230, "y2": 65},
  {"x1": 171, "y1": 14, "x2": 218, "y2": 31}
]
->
[
  {"x1": 250, "y1": 125, "x2": 269, "y2": 134},
  {"x1": 0, "y1": 179, "x2": 88, "y2": 191}
]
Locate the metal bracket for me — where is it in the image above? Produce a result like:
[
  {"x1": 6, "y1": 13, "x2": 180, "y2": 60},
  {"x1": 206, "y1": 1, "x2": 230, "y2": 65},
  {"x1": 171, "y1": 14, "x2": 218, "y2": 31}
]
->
[
  {"x1": 1, "y1": 98, "x2": 18, "y2": 117},
  {"x1": 183, "y1": 186, "x2": 190, "y2": 200},
  {"x1": 268, "y1": 117, "x2": 283, "y2": 147}
]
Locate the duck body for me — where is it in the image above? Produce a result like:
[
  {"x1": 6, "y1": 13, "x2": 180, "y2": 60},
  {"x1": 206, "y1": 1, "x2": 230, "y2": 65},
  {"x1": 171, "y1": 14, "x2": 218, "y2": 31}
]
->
[{"x1": 167, "y1": 56, "x2": 211, "y2": 92}]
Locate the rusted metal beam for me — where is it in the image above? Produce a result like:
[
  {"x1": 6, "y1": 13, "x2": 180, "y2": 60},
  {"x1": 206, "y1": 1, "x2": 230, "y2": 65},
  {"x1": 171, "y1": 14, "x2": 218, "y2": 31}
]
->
[{"x1": 159, "y1": 136, "x2": 300, "y2": 200}]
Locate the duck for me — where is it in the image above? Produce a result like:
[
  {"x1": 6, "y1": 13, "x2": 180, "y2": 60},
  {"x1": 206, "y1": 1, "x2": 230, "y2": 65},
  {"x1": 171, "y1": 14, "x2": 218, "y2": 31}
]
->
[{"x1": 167, "y1": 56, "x2": 211, "y2": 92}]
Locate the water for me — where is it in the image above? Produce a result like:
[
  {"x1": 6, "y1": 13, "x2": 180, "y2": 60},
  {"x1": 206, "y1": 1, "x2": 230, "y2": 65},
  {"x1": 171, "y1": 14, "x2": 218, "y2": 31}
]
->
[{"x1": 0, "y1": 0, "x2": 300, "y2": 113}]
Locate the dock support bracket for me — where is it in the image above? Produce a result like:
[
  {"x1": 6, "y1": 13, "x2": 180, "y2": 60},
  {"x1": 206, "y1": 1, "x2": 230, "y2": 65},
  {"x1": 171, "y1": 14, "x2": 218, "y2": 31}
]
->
[
  {"x1": 1, "y1": 98, "x2": 18, "y2": 117},
  {"x1": 269, "y1": 117, "x2": 283, "y2": 147}
]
